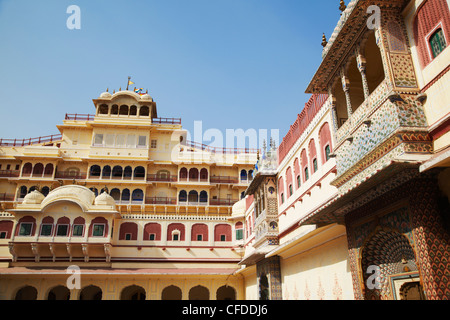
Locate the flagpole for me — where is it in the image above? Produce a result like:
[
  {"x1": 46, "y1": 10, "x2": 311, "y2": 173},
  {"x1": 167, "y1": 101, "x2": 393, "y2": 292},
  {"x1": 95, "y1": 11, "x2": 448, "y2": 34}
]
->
[{"x1": 126, "y1": 76, "x2": 131, "y2": 91}]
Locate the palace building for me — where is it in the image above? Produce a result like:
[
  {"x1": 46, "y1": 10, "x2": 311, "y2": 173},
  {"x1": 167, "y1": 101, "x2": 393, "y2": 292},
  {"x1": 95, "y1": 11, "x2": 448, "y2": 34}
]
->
[
  {"x1": 0, "y1": 89, "x2": 257, "y2": 300},
  {"x1": 0, "y1": 0, "x2": 449, "y2": 300}
]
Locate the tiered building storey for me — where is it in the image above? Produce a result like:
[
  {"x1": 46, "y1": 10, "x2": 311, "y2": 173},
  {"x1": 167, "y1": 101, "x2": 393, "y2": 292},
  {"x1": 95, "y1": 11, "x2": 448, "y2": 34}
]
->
[
  {"x1": 0, "y1": 90, "x2": 257, "y2": 300},
  {"x1": 0, "y1": 0, "x2": 449, "y2": 300}
]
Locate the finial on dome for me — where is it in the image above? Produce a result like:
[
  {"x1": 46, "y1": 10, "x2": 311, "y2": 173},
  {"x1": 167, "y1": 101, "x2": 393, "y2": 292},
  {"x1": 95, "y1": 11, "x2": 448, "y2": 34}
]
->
[
  {"x1": 339, "y1": 0, "x2": 346, "y2": 13},
  {"x1": 321, "y1": 33, "x2": 328, "y2": 47}
]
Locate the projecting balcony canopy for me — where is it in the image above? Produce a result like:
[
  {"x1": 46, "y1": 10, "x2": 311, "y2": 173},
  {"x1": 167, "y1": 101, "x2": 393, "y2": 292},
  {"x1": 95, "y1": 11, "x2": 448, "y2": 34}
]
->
[{"x1": 305, "y1": 0, "x2": 408, "y2": 94}]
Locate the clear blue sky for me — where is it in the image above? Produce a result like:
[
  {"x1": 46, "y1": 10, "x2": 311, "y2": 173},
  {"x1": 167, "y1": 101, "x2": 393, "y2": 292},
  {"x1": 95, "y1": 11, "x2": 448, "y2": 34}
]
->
[{"x1": 0, "y1": 0, "x2": 341, "y2": 147}]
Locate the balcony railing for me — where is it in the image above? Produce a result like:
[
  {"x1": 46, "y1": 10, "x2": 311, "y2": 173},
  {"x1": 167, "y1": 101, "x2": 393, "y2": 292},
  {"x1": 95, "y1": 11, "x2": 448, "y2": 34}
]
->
[
  {"x1": 65, "y1": 113, "x2": 95, "y2": 121},
  {"x1": 54, "y1": 171, "x2": 87, "y2": 180},
  {"x1": 185, "y1": 140, "x2": 258, "y2": 155},
  {"x1": 209, "y1": 198, "x2": 239, "y2": 206},
  {"x1": 210, "y1": 176, "x2": 239, "y2": 184},
  {"x1": 147, "y1": 174, "x2": 177, "y2": 182},
  {"x1": 65, "y1": 113, "x2": 182, "y2": 125},
  {"x1": 0, "y1": 134, "x2": 62, "y2": 147},
  {"x1": 0, "y1": 193, "x2": 15, "y2": 201},
  {"x1": 145, "y1": 197, "x2": 177, "y2": 205},
  {"x1": 0, "y1": 170, "x2": 20, "y2": 178},
  {"x1": 152, "y1": 117, "x2": 182, "y2": 125}
]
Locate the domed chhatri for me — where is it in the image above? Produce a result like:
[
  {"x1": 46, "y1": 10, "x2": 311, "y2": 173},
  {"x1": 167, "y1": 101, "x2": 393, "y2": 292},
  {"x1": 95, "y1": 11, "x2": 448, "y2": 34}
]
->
[
  {"x1": 99, "y1": 91, "x2": 112, "y2": 99},
  {"x1": 94, "y1": 191, "x2": 116, "y2": 207},
  {"x1": 22, "y1": 190, "x2": 45, "y2": 205}
]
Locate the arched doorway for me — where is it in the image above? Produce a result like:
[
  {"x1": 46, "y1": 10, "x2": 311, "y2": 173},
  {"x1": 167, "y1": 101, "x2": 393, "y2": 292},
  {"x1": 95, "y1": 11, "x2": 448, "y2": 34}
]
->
[
  {"x1": 189, "y1": 285, "x2": 209, "y2": 300},
  {"x1": 47, "y1": 285, "x2": 70, "y2": 300},
  {"x1": 15, "y1": 286, "x2": 37, "y2": 300},
  {"x1": 120, "y1": 285, "x2": 146, "y2": 300},
  {"x1": 216, "y1": 285, "x2": 236, "y2": 300},
  {"x1": 161, "y1": 285, "x2": 182, "y2": 300},
  {"x1": 79, "y1": 285, "x2": 102, "y2": 300},
  {"x1": 361, "y1": 228, "x2": 418, "y2": 300}
]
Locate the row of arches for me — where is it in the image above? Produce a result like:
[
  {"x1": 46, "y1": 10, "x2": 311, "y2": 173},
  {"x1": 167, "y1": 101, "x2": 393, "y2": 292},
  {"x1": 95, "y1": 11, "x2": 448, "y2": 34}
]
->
[
  {"x1": 14, "y1": 216, "x2": 108, "y2": 238},
  {"x1": 119, "y1": 222, "x2": 235, "y2": 242},
  {"x1": 89, "y1": 165, "x2": 145, "y2": 180},
  {"x1": 21, "y1": 163, "x2": 54, "y2": 177},
  {"x1": 278, "y1": 122, "x2": 333, "y2": 204},
  {"x1": 97, "y1": 104, "x2": 150, "y2": 117},
  {"x1": 13, "y1": 284, "x2": 236, "y2": 300},
  {"x1": 179, "y1": 167, "x2": 208, "y2": 181},
  {"x1": 178, "y1": 190, "x2": 208, "y2": 204}
]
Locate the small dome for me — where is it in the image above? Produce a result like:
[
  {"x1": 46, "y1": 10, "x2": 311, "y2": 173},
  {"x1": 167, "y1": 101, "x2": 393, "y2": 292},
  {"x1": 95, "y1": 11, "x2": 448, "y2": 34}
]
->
[
  {"x1": 99, "y1": 92, "x2": 112, "y2": 99},
  {"x1": 22, "y1": 190, "x2": 45, "y2": 204},
  {"x1": 140, "y1": 94, "x2": 153, "y2": 101},
  {"x1": 94, "y1": 192, "x2": 116, "y2": 207}
]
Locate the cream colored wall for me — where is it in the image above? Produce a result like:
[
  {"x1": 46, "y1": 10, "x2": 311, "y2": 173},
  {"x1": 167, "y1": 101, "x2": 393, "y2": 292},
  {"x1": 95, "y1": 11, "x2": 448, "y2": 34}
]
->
[
  {"x1": 280, "y1": 233, "x2": 353, "y2": 300},
  {"x1": 0, "y1": 273, "x2": 243, "y2": 300}
]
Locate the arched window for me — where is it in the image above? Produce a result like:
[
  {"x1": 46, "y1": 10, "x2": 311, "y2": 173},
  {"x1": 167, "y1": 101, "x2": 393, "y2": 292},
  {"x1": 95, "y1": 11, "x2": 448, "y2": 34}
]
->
[
  {"x1": 133, "y1": 166, "x2": 145, "y2": 179},
  {"x1": 32, "y1": 163, "x2": 44, "y2": 177},
  {"x1": 191, "y1": 223, "x2": 208, "y2": 241},
  {"x1": 111, "y1": 105, "x2": 119, "y2": 115},
  {"x1": 199, "y1": 191, "x2": 208, "y2": 203},
  {"x1": 139, "y1": 106, "x2": 150, "y2": 117},
  {"x1": 44, "y1": 164, "x2": 54, "y2": 177},
  {"x1": 119, "y1": 105, "x2": 129, "y2": 115},
  {"x1": 179, "y1": 190, "x2": 187, "y2": 202},
  {"x1": 98, "y1": 104, "x2": 108, "y2": 115},
  {"x1": 188, "y1": 190, "x2": 199, "y2": 203},
  {"x1": 79, "y1": 285, "x2": 102, "y2": 300},
  {"x1": 189, "y1": 285, "x2": 210, "y2": 300},
  {"x1": 110, "y1": 188, "x2": 121, "y2": 201},
  {"x1": 189, "y1": 168, "x2": 199, "y2": 181},
  {"x1": 308, "y1": 139, "x2": 318, "y2": 174},
  {"x1": 121, "y1": 189, "x2": 130, "y2": 202},
  {"x1": 89, "y1": 217, "x2": 108, "y2": 237},
  {"x1": 41, "y1": 186, "x2": 50, "y2": 197},
  {"x1": 72, "y1": 217, "x2": 85, "y2": 237},
  {"x1": 22, "y1": 163, "x2": 32, "y2": 176},
  {"x1": 119, "y1": 222, "x2": 138, "y2": 241},
  {"x1": 301, "y1": 149, "x2": 309, "y2": 182},
  {"x1": 214, "y1": 224, "x2": 231, "y2": 242},
  {"x1": 144, "y1": 222, "x2": 161, "y2": 241},
  {"x1": 56, "y1": 217, "x2": 70, "y2": 237},
  {"x1": 200, "y1": 168, "x2": 208, "y2": 181},
  {"x1": 319, "y1": 122, "x2": 332, "y2": 164},
  {"x1": 90, "y1": 165, "x2": 101, "y2": 177},
  {"x1": 18, "y1": 186, "x2": 27, "y2": 199},
  {"x1": 217, "y1": 285, "x2": 236, "y2": 300},
  {"x1": 131, "y1": 189, "x2": 144, "y2": 203},
  {"x1": 240, "y1": 170, "x2": 248, "y2": 181},
  {"x1": 40, "y1": 216, "x2": 54, "y2": 237},
  {"x1": 112, "y1": 166, "x2": 123, "y2": 178},
  {"x1": 235, "y1": 222, "x2": 243, "y2": 240},
  {"x1": 15, "y1": 216, "x2": 36, "y2": 236},
  {"x1": 278, "y1": 177, "x2": 285, "y2": 204},
  {"x1": 167, "y1": 223, "x2": 185, "y2": 241},
  {"x1": 123, "y1": 166, "x2": 133, "y2": 179},
  {"x1": 102, "y1": 165, "x2": 111, "y2": 178},
  {"x1": 179, "y1": 168, "x2": 188, "y2": 181},
  {"x1": 161, "y1": 286, "x2": 182, "y2": 300},
  {"x1": 248, "y1": 170, "x2": 254, "y2": 180},
  {"x1": 129, "y1": 105, "x2": 137, "y2": 116},
  {"x1": 285, "y1": 167, "x2": 293, "y2": 198}
]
